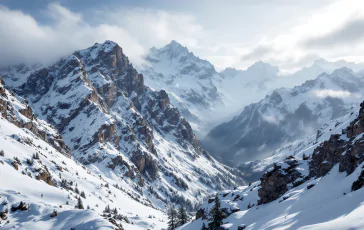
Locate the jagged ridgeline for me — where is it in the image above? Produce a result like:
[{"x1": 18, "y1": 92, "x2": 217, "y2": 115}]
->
[
  {"x1": 0, "y1": 41, "x2": 243, "y2": 209},
  {"x1": 259, "y1": 101, "x2": 364, "y2": 204}
]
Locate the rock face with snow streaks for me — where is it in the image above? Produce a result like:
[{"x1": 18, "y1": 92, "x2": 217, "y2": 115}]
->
[
  {"x1": 1, "y1": 41, "x2": 242, "y2": 209},
  {"x1": 258, "y1": 101, "x2": 364, "y2": 204},
  {"x1": 0, "y1": 77, "x2": 70, "y2": 156}
]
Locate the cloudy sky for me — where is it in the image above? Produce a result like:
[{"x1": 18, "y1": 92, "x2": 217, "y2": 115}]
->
[{"x1": 1, "y1": 0, "x2": 364, "y2": 71}]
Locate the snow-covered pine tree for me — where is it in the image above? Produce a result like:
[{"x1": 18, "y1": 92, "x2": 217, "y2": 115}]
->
[
  {"x1": 208, "y1": 194, "x2": 224, "y2": 229},
  {"x1": 167, "y1": 205, "x2": 178, "y2": 229},
  {"x1": 178, "y1": 204, "x2": 188, "y2": 226}
]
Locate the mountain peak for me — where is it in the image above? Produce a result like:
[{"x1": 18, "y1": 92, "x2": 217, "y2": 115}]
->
[
  {"x1": 247, "y1": 61, "x2": 279, "y2": 75},
  {"x1": 313, "y1": 58, "x2": 328, "y2": 65},
  {"x1": 154, "y1": 40, "x2": 190, "y2": 58},
  {"x1": 166, "y1": 40, "x2": 185, "y2": 49},
  {"x1": 220, "y1": 67, "x2": 239, "y2": 77},
  {"x1": 331, "y1": 67, "x2": 354, "y2": 76},
  {"x1": 77, "y1": 40, "x2": 120, "y2": 58}
]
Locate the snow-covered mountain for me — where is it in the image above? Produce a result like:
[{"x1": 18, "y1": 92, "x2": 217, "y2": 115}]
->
[
  {"x1": 205, "y1": 67, "x2": 364, "y2": 165},
  {"x1": 139, "y1": 40, "x2": 364, "y2": 138},
  {"x1": 219, "y1": 59, "x2": 364, "y2": 114},
  {"x1": 139, "y1": 41, "x2": 225, "y2": 134},
  {"x1": 0, "y1": 41, "x2": 242, "y2": 222},
  {"x1": 279, "y1": 58, "x2": 364, "y2": 88},
  {"x1": 180, "y1": 101, "x2": 364, "y2": 230},
  {"x1": 0, "y1": 77, "x2": 168, "y2": 229},
  {"x1": 218, "y1": 61, "x2": 280, "y2": 117},
  {"x1": 239, "y1": 103, "x2": 360, "y2": 182}
]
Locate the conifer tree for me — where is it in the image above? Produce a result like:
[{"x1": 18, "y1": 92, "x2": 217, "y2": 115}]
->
[
  {"x1": 208, "y1": 194, "x2": 224, "y2": 230},
  {"x1": 104, "y1": 204, "x2": 111, "y2": 213},
  {"x1": 177, "y1": 204, "x2": 188, "y2": 226},
  {"x1": 80, "y1": 191, "x2": 86, "y2": 199},
  {"x1": 76, "y1": 197, "x2": 84, "y2": 209},
  {"x1": 167, "y1": 205, "x2": 178, "y2": 229}
]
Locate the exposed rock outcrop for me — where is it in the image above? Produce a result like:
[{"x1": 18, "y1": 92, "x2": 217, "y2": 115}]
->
[
  {"x1": 0, "y1": 78, "x2": 70, "y2": 157},
  {"x1": 258, "y1": 102, "x2": 364, "y2": 204},
  {"x1": 258, "y1": 158, "x2": 304, "y2": 204}
]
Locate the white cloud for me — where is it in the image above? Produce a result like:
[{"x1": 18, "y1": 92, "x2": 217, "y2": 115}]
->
[
  {"x1": 0, "y1": 3, "x2": 204, "y2": 68},
  {"x1": 229, "y1": 0, "x2": 364, "y2": 71},
  {"x1": 314, "y1": 89, "x2": 352, "y2": 98},
  {"x1": 262, "y1": 114, "x2": 280, "y2": 125},
  {"x1": 2, "y1": 0, "x2": 364, "y2": 72}
]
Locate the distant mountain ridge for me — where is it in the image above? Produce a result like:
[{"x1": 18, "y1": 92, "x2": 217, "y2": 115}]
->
[
  {"x1": 205, "y1": 67, "x2": 364, "y2": 165},
  {"x1": 140, "y1": 41, "x2": 364, "y2": 137}
]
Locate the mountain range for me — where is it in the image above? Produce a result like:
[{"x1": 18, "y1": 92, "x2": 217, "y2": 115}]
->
[
  {"x1": 0, "y1": 41, "x2": 242, "y2": 229},
  {"x1": 205, "y1": 67, "x2": 364, "y2": 165},
  {"x1": 2, "y1": 39, "x2": 364, "y2": 229}
]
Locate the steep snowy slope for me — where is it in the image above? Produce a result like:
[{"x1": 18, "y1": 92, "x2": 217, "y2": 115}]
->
[
  {"x1": 240, "y1": 104, "x2": 360, "y2": 182},
  {"x1": 0, "y1": 78, "x2": 167, "y2": 229},
  {"x1": 181, "y1": 101, "x2": 364, "y2": 230},
  {"x1": 139, "y1": 41, "x2": 224, "y2": 134},
  {"x1": 206, "y1": 67, "x2": 364, "y2": 165},
  {"x1": 0, "y1": 41, "x2": 242, "y2": 212}
]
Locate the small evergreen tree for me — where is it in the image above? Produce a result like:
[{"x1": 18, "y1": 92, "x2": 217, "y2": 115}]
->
[
  {"x1": 80, "y1": 191, "x2": 86, "y2": 199},
  {"x1": 0, "y1": 150, "x2": 4, "y2": 157},
  {"x1": 32, "y1": 152, "x2": 40, "y2": 160},
  {"x1": 26, "y1": 158, "x2": 34, "y2": 166},
  {"x1": 167, "y1": 205, "x2": 178, "y2": 229},
  {"x1": 61, "y1": 179, "x2": 67, "y2": 188},
  {"x1": 104, "y1": 204, "x2": 111, "y2": 213},
  {"x1": 113, "y1": 207, "x2": 118, "y2": 215},
  {"x1": 208, "y1": 194, "x2": 224, "y2": 230},
  {"x1": 177, "y1": 204, "x2": 188, "y2": 226},
  {"x1": 76, "y1": 197, "x2": 84, "y2": 209},
  {"x1": 75, "y1": 186, "x2": 79, "y2": 194}
]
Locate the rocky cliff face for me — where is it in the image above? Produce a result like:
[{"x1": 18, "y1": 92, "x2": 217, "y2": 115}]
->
[
  {"x1": 0, "y1": 77, "x2": 70, "y2": 156},
  {"x1": 1, "y1": 41, "x2": 242, "y2": 209},
  {"x1": 258, "y1": 102, "x2": 364, "y2": 204}
]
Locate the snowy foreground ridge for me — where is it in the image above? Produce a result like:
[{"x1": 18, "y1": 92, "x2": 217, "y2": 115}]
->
[{"x1": 181, "y1": 102, "x2": 364, "y2": 230}]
